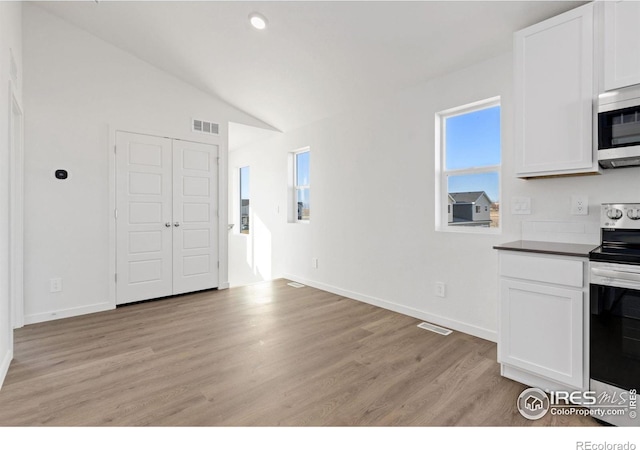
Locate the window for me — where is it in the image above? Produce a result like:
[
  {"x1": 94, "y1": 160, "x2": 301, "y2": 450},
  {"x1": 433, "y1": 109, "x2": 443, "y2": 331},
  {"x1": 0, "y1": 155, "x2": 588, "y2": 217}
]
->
[
  {"x1": 294, "y1": 149, "x2": 310, "y2": 221},
  {"x1": 239, "y1": 166, "x2": 250, "y2": 234},
  {"x1": 437, "y1": 97, "x2": 501, "y2": 231}
]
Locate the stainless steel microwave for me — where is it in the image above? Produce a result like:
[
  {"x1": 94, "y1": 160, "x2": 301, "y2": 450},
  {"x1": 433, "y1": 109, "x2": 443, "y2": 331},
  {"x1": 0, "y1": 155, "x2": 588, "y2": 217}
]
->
[{"x1": 598, "y1": 84, "x2": 640, "y2": 169}]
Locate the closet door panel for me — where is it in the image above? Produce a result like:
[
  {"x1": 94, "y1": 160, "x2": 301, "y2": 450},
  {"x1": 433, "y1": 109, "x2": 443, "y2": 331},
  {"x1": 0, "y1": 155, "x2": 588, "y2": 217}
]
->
[
  {"x1": 172, "y1": 140, "x2": 219, "y2": 294},
  {"x1": 116, "y1": 132, "x2": 173, "y2": 305}
]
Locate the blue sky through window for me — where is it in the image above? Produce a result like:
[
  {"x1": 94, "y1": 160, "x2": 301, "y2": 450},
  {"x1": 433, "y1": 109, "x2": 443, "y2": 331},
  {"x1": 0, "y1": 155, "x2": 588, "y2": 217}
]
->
[
  {"x1": 240, "y1": 166, "x2": 250, "y2": 201},
  {"x1": 445, "y1": 105, "x2": 500, "y2": 171},
  {"x1": 445, "y1": 105, "x2": 500, "y2": 202},
  {"x1": 296, "y1": 151, "x2": 310, "y2": 186},
  {"x1": 448, "y1": 172, "x2": 499, "y2": 203}
]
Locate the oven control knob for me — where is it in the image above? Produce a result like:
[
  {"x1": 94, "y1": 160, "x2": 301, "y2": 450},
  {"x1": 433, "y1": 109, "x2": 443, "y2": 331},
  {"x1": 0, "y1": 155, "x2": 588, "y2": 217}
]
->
[
  {"x1": 607, "y1": 208, "x2": 623, "y2": 220},
  {"x1": 627, "y1": 209, "x2": 640, "y2": 220}
]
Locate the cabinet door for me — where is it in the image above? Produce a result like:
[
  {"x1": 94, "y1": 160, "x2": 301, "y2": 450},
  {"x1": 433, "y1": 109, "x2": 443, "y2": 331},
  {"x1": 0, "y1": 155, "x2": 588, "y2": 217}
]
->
[
  {"x1": 514, "y1": 3, "x2": 597, "y2": 178},
  {"x1": 604, "y1": 0, "x2": 640, "y2": 91},
  {"x1": 498, "y1": 279, "x2": 584, "y2": 389}
]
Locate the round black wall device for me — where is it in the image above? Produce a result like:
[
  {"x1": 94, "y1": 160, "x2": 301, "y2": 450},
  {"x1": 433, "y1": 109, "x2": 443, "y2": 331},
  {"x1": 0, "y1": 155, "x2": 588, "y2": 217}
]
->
[{"x1": 55, "y1": 169, "x2": 68, "y2": 180}]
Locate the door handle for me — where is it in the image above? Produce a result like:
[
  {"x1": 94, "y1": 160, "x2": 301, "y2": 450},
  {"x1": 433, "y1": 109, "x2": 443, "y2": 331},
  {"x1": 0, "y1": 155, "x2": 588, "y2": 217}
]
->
[
  {"x1": 165, "y1": 222, "x2": 171, "y2": 228},
  {"x1": 174, "y1": 222, "x2": 180, "y2": 227}
]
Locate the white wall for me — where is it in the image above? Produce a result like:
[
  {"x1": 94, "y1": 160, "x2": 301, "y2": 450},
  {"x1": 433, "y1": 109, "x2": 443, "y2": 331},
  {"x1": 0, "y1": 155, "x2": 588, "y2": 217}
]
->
[
  {"x1": 229, "y1": 48, "x2": 640, "y2": 341},
  {"x1": 0, "y1": 2, "x2": 23, "y2": 388},
  {"x1": 228, "y1": 145, "x2": 287, "y2": 287},
  {"x1": 22, "y1": 5, "x2": 270, "y2": 324}
]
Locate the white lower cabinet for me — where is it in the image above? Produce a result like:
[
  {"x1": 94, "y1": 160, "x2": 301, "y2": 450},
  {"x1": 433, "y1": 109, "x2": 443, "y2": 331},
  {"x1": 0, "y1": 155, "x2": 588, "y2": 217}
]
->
[{"x1": 498, "y1": 252, "x2": 589, "y2": 391}]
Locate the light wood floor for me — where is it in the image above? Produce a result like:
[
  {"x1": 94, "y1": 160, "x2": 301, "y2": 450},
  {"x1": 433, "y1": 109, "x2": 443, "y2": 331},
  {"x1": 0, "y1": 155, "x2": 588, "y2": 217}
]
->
[{"x1": 0, "y1": 279, "x2": 598, "y2": 426}]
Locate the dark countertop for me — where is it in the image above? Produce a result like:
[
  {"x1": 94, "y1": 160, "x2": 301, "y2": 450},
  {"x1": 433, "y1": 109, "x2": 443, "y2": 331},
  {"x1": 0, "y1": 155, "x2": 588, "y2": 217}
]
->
[{"x1": 493, "y1": 240, "x2": 598, "y2": 258}]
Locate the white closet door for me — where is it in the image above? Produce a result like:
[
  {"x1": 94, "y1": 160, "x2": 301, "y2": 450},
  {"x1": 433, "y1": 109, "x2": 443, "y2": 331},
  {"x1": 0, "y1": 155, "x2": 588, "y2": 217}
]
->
[
  {"x1": 172, "y1": 140, "x2": 219, "y2": 295},
  {"x1": 116, "y1": 132, "x2": 173, "y2": 304}
]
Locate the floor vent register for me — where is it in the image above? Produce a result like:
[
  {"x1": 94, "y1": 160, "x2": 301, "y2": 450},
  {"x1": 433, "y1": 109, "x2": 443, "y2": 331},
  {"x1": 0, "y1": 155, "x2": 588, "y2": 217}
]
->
[{"x1": 417, "y1": 322, "x2": 453, "y2": 336}]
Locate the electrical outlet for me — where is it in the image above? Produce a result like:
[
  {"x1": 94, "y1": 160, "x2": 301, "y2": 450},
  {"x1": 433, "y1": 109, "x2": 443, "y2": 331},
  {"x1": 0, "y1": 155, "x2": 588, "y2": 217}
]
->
[
  {"x1": 571, "y1": 195, "x2": 589, "y2": 216},
  {"x1": 50, "y1": 277, "x2": 62, "y2": 293},
  {"x1": 435, "y1": 282, "x2": 446, "y2": 298},
  {"x1": 311, "y1": 257, "x2": 318, "y2": 269}
]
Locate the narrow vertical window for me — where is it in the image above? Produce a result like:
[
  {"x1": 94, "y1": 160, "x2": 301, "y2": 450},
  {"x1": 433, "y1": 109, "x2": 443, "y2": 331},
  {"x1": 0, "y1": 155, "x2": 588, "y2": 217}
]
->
[
  {"x1": 437, "y1": 97, "x2": 501, "y2": 231},
  {"x1": 240, "y1": 166, "x2": 250, "y2": 234},
  {"x1": 295, "y1": 150, "x2": 310, "y2": 221}
]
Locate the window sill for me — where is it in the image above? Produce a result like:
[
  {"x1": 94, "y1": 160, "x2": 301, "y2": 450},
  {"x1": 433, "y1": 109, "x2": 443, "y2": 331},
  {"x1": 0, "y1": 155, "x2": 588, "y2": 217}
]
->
[{"x1": 436, "y1": 225, "x2": 501, "y2": 235}]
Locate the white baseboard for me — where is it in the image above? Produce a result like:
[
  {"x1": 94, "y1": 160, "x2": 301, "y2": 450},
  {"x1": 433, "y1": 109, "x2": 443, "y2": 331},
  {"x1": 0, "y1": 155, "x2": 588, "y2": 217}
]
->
[
  {"x1": 218, "y1": 281, "x2": 230, "y2": 290},
  {"x1": 283, "y1": 273, "x2": 497, "y2": 343},
  {"x1": 24, "y1": 302, "x2": 114, "y2": 325},
  {"x1": 502, "y1": 364, "x2": 586, "y2": 392},
  {"x1": 0, "y1": 348, "x2": 13, "y2": 390}
]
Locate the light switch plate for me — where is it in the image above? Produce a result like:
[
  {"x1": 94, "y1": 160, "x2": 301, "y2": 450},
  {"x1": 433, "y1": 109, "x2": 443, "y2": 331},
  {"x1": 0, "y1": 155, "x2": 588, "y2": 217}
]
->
[{"x1": 511, "y1": 197, "x2": 531, "y2": 215}]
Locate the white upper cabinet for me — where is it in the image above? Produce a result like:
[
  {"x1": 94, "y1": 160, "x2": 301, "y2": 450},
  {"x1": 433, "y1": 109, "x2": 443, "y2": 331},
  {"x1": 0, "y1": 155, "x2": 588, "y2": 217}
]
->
[
  {"x1": 604, "y1": 0, "x2": 640, "y2": 91},
  {"x1": 514, "y1": 3, "x2": 599, "y2": 178}
]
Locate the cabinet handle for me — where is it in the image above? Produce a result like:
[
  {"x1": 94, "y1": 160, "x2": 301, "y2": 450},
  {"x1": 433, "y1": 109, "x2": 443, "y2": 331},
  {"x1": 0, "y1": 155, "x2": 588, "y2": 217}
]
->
[
  {"x1": 165, "y1": 222, "x2": 171, "y2": 228},
  {"x1": 174, "y1": 222, "x2": 180, "y2": 227}
]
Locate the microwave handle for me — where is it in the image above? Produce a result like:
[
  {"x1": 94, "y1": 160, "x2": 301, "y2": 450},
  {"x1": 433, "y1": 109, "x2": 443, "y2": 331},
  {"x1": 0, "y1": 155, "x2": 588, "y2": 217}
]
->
[{"x1": 592, "y1": 267, "x2": 640, "y2": 283}]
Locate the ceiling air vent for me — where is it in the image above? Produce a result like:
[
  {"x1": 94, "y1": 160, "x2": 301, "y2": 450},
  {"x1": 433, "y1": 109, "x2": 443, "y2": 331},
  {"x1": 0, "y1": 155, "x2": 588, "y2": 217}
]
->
[{"x1": 192, "y1": 119, "x2": 219, "y2": 135}]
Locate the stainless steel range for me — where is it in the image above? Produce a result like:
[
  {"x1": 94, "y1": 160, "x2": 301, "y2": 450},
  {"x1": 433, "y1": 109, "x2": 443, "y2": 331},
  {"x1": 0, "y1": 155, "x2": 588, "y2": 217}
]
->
[{"x1": 589, "y1": 203, "x2": 640, "y2": 426}]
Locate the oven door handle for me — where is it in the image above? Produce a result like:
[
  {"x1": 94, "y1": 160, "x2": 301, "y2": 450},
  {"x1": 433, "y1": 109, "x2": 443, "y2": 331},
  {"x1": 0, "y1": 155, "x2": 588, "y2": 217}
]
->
[{"x1": 592, "y1": 267, "x2": 640, "y2": 283}]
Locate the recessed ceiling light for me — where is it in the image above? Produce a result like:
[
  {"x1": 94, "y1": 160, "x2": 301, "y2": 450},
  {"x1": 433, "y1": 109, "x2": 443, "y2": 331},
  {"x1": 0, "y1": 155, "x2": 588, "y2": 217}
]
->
[{"x1": 249, "y1": 12, "x2": 268, "y2": 30}]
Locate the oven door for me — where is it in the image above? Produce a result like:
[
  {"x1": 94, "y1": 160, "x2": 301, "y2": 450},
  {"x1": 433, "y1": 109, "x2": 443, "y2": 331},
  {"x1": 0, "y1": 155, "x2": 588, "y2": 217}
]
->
[{"x1": 590, "y1": 263, "x2": 640, "y2": 390}]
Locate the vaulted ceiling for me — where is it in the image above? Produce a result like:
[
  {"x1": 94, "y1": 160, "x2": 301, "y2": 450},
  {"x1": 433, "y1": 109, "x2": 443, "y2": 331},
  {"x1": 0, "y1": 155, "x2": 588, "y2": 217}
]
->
[{"x1": 36, "y1": 1, "x2": 585, "y2": 134}]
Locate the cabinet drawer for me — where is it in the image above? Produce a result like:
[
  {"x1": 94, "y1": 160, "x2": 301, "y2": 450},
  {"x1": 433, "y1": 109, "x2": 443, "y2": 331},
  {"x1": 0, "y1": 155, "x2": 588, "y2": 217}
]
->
[{"x1": 500, "y1": 253, "x2": 583, "y2": 287}]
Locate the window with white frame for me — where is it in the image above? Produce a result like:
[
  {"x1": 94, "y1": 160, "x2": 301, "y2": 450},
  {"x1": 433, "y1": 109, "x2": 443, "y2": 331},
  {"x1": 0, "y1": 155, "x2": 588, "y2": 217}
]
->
[
  {"x1": 436, "y1": 97, "x2": 501, "y2": 231},
  {"x1": 294, "y1": 149, "x2": 310, "y2": 221},
  {"x1": 239, "y1": 166, "x2": 250, "y2": 234}
]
